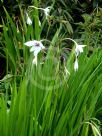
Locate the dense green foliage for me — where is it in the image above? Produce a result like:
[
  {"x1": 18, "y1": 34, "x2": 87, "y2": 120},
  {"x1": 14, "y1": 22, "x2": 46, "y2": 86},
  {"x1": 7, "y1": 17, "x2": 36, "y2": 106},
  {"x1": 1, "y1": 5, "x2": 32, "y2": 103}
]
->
[{"x1": 0, "y1": 0, "x2": 102, "y2": 136}]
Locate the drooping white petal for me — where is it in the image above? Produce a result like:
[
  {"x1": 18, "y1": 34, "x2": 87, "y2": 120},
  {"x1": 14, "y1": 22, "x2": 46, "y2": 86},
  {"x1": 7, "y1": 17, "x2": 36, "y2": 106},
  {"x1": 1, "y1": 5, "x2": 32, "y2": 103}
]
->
[
  {"x1": 26, "y1": 12, "x2": 32, "y2": 25},
  {"x1": 34, "y1": 48, "x2": 41, "y2": 56},
  {"x1": 74, "y1": 58, "x2": 78, "y2": 71},
  {"x1": 27, "y1": 16, "x2": 32, "y2": 25},
  {"x1": 32, "y1": 56, "x2": 37, "y2": 66},
  {"x1": 24, "y1": 40, "x2": 39, "y2": 47},
  {"x1": 24, "y1": 41, "x2": 35, "y2": 47}
]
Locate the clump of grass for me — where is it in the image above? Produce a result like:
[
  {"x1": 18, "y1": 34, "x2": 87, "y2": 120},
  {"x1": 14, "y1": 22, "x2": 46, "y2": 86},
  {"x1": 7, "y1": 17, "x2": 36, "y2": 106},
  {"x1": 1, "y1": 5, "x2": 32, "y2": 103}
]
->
[{"x1": 0, "y1": 1, "x2": 102, "y2": 136}]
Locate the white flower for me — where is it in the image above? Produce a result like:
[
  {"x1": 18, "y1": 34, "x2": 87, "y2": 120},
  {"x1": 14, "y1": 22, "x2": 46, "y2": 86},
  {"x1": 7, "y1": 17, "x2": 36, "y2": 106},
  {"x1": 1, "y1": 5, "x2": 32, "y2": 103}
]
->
[
  {"x1": 75, "y1": 44, "x2": 86, "y2": 57},
  {"x1": 43, "y1": 6, "x2": 51, "y2": 19},
  {"x1": 64, "y1": 38, "x2": 86, "y2": 57},
  {"x1": 29, "y1": 6, "x2": 52, "y2": 19},
  {"x1": 63, "y1": 38, "x2": 87, "y2": 72},
  {"x1": 26, "y1": 13, "x2": 32, "y2": 25},
  {"x1": 24, "y1": 40, "x2": 45, "y2": 65},
  {"x1": 74, "y1": 58, "x2": 78, "y2": 71}
]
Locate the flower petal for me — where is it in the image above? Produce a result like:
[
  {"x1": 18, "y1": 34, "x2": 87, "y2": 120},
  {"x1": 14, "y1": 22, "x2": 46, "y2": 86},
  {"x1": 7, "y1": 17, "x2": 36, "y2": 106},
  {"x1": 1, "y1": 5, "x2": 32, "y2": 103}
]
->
[
  {"x1": 27, "y1": 16, "x2": 32, "y2": 25},
  {"x1": 78, "y1": 45, "x2": 87, "y2": 47},
  {"x1": 78, "y1": 45, "x2": 83, "y2": 52},
  {"x1": 26, "y1": 12, "x2": 32, "y2": 25},
  {"x1": 34, "y1": 48, "x2": 41, "y2": 56},
  {"x1": 32, "y1": 56, "x2": 37, "y2": 66},
  {"x1": 24, "y1": 40, "x2": 38, "y2": 47},
  {"x1": 74, "y1": 58, "x2": 78, "y2": 71},
  {"x1": 30, "y1": 46, "x2": 41, "y2": 52},
  {"x1": 75, "y1": 44, "x2": 86, "y2": 57},
  {"x1": 44, "y1": 6, "x2": 51, "y2": 19}
]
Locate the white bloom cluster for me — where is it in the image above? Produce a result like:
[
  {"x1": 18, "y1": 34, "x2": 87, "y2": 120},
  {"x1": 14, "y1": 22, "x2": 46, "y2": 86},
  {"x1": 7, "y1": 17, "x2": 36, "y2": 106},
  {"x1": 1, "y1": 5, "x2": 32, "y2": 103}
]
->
[
  {"x1": 24, "y1": 38, "x2": 86, "y2": 71},
  {"x1": 74, "y1": 43, "x2": 86, "y2": 71},
  {"x1": 29, "y1": 6, "x2": 52, "y2": 20},
  {"x1": 24, "y1": 7, "x2": 86, "y2": 72},
  {"x1": 25, "y1": 5, "x2": 51, "y2": 27},
  {"x1": 64, "y1": 38, "x2": 86, "y2": 71},
  {"x1": 43, "y1": 6, "x2": 51, "y2": 19},
  {"x1": 24, "y1": 40, "x2": 45, "y2": 66}
]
